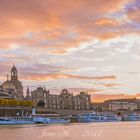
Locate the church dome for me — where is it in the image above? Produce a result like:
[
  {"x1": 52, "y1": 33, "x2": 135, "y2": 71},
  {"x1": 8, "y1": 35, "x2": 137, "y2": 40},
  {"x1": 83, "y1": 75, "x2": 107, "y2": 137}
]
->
[{"x1": 1, "y1": 80, "x2": 16, "y2": 90}]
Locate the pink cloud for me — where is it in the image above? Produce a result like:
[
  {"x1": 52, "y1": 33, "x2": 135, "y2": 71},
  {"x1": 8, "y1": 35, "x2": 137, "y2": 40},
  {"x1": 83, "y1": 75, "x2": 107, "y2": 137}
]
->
[{"x1": 0, "y1": 0, "x2": 132, "y2": 52}]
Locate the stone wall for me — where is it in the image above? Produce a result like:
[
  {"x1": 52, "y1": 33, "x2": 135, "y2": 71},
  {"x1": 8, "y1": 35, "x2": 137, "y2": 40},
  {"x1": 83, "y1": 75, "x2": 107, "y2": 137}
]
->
[
  {"x1": 0, "y1": 107, "x2": 94, "y2": 116},
  {"x1": 0, "y1": 107, "x2": 32, "y2": 117},
  {"x1": 35, "y1": 108, "x2": 93, "y2": 116}
]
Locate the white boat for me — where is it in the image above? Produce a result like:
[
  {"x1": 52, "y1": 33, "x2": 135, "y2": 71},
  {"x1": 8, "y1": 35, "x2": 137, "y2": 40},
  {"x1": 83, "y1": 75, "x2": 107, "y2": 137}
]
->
[
  {"x1": 78, "y1": 113, "x2": 106, "y2": 123},
  {"x1": 104, "y1": 115, "x2": 122, "y2": 122},
  {"x1": 0, "y1": 116, "x2": 70, "y2": 125},
  {"x1": 32, "y1": 116, "x2": 51, "y2": 124},
  {"x1": 50, "y1": 117, "x2": 70, "y2": 124},
  {"x1": 0, "y1": 109, "x2": 70, "y2": 125},
  {"x1": 78, "y1": 113, "x2": 122, "y2": 123},
  {"x1": 31, "y1": 113, "x2": 70, "y2": 124},
  {"x1": 0, "y1": 117, "x2": 34, "y2": 125},
  {"x1": 125, "y1": 114, "x2": 140, "y2": 121}
]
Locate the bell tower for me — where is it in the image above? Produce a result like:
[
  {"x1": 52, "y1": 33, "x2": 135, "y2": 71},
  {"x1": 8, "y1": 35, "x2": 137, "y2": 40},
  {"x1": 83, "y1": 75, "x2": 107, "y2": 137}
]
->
[
  {"x1": 10, "y1": 64, "x2": 24, "y2": 98},
  {"x1": 11, "y1": 65, "x2": 18, "y2": 80}
]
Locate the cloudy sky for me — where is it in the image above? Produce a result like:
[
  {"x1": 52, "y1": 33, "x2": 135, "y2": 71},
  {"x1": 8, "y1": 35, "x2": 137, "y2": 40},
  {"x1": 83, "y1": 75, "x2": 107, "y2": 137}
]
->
[{"x1": 0, "y1": 0, "x2": 140, "y2": 102}]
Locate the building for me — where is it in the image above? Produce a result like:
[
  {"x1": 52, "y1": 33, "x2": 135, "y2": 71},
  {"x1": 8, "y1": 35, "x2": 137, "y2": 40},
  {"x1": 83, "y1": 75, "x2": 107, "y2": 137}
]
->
[
  {"x1": 29, "y1": 87, "x2": 91, "y2": 110},
  {"x1": 0, "y1": 65, "x2": 24, "y2": 99},
  {"x1": 30, "y1": 87, "x2": 60, "y2": 109},
  {"x1": 59, "y1": 89, "x2": 73, "y2": 110},
  {"x1": 73, "y1": 91, "x2": 91, "y2": 110},
  {"x1": 109, "y1": 102, "x2": 137, "y2": 111}
]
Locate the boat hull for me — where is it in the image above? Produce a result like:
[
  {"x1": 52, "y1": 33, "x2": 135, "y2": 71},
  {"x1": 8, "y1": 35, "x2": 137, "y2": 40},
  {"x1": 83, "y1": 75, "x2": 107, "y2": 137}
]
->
[
  {"x1": 50, "y1": 118, "x2": 70, "y2": 124},
  {"x1": 0, "y1": 117, "x2": 35, "y2": 125}
]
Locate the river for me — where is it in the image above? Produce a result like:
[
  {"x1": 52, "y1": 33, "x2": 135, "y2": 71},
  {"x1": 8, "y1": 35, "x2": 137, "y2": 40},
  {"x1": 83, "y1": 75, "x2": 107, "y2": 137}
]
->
[{"x1": 0, "y1": 121, "x2": 140, "y2": 140}]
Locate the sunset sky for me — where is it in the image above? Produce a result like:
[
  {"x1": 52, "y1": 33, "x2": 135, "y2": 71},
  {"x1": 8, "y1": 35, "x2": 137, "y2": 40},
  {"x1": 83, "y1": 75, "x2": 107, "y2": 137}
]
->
[{"x1": 0, "y1": 0, "x2": 140, "y2": 102}]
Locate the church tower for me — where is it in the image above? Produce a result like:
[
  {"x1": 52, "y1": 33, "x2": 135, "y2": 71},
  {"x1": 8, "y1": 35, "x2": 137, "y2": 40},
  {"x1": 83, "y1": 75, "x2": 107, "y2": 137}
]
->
[
  {"x1": 10, "y1": 65, "x2": 24, "y2": 98},
  {"x1": 11, "y1": 65, "x2": 18, "y2": 80}
]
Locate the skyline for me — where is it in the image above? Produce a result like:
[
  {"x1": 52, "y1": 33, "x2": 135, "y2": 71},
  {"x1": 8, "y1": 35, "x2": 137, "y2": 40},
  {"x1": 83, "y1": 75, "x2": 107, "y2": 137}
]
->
[{"x1": 0, "y1": 0, "x2": 140, "y2": 102}]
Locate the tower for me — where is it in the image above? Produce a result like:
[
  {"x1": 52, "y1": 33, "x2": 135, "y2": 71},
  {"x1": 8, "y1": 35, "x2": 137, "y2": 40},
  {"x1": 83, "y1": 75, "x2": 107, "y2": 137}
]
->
[
  {"x1": 11, "y1": 65, "x2": 18, "y2": 80},
  {"x1": 10, "y1": 65, "x2": 24, "y2": 98},
  {"x1": 26, "y1": 86, "x2": 31, "y2": 100},
  {"x1": 26, "y1": 86, "x2": 30, "y2": 97}
]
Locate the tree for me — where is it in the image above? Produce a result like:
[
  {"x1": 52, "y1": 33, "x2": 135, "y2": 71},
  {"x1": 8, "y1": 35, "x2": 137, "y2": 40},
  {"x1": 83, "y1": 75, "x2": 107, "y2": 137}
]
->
[
  {"x1": 37, "y1": 100, "x2": 45, "y2": 107},
  {"x1": 0, "y1": 99, "x2": 33, "y2": 107}
]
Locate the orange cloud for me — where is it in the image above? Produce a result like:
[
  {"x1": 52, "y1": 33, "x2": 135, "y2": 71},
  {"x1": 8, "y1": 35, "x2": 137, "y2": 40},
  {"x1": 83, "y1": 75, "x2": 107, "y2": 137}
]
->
[
  {"x1": 61, "y1": 88, "x2": 105, "y2": 94},
  {"x1": 21, "y1": 73, "x2": 117, "y2": 81},
  {"x1": 91, "y1": 93, "x2": 138, "y2": 102},
  {"x1": 103, "y1": 83, "x2": 122, "y2": 87},
  {"x1": 99, "y1": 32, "x2": 120, "y2": 40},
  {"x1": 0, "y1": 0, "x2": 132, "y2": 52},
  {"x1": 95, "y1": 18, "x2": 118, "y2": 26}
]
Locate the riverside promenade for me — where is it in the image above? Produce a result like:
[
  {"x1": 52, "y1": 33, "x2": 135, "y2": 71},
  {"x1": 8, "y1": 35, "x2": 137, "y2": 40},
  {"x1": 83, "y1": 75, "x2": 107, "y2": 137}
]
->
[{"x1": 0, "y1": 107, "x2": 93, "y2": 116}]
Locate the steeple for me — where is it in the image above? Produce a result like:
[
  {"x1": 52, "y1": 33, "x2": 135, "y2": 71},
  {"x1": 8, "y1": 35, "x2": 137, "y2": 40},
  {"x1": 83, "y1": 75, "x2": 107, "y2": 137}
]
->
[
  {"x1": 26, "y1": 86, "x2": 31, "y2": 98},
  {"x1": 26, "y1": 86, "x2": 31, "y2": 100},
  {"x1": 11, "y1": 64, "x2": 18, "y2": 80}
]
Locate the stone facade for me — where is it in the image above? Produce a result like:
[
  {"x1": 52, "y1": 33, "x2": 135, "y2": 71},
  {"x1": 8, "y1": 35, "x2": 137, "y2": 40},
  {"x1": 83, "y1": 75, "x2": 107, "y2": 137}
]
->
[
  {"x1": 29, "y1": 87, "x2": 91, "y2": 110},
  {"x1": 73, "y1": 91, "x2": 91, "y2": 110},
  {"x1": 109, "y1": 101, "x2": 137, "y2": 111},
  {"x1": 59, "y1": 89, "x2": 73, "y2": 110},
  {"x1": 0, "y1": 86, "x2": 17, "y2": 99}
]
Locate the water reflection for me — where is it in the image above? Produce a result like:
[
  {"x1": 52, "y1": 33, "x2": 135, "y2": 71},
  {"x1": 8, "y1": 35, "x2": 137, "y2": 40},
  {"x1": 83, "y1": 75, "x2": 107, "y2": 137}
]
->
[{"x1": 0, "y1": 122, "x2": 140, "y2": 140}]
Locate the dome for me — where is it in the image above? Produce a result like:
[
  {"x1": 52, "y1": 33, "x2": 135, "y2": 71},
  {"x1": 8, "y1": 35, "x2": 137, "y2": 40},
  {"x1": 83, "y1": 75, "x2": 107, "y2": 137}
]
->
[{"x1": 1, "y1": 80, "x2": 16, "y2": 90}]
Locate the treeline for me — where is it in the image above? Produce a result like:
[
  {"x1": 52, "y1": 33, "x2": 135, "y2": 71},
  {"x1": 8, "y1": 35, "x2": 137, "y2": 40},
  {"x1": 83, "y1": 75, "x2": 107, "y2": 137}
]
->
[{"x1": 0, "y1": 99, "x2": 33, "y2": 107}]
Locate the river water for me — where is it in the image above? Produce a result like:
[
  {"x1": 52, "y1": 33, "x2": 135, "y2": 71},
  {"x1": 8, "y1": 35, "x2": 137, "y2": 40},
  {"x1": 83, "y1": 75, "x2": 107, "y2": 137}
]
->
[{"x1": 0, "y1": 121, "x2": 140, "y2": 140}]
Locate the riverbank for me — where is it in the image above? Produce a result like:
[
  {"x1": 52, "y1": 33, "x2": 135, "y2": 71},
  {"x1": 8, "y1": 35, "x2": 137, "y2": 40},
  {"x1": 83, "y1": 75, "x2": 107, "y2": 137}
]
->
[{"x1": 0, "y1": 107, "x2": 94, "y2": 116}]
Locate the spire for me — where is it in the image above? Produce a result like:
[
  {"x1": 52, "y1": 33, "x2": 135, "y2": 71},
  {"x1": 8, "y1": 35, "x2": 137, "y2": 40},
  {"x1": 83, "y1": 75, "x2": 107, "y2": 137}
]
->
[{"x1": 26, "y1": 86, "x2": 30, "y2": 97}]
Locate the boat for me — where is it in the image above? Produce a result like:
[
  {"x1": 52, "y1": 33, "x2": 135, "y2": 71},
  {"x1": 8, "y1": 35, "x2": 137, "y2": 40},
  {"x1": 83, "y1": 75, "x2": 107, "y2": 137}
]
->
[
  {"x1": 30, "y1": 111, "x2": 70, "y2": 124},
  {"x1": 0, "y1": 117, "x2": 35, "y2": 125},
  {"x1": 32, "y1": 116, "x2": 70, "y2": 124},
  {"x1": 50, "y1": 117, "x2": 70, "y2": 124},
  {"x1": 78, "y1": 113, "x2": 122, "y2": 123},
  {"x1": 0, "y1": 115, "x2": 70, "y2": 125},
  {"x1": 124, "y1": 114, "x2": 140, "y2": 121},
  {"x1": 104, "y1": 115, "x2": 122, "y2": 122},
  {"x1": 32, "y1": 116, "x2": 50, "y2": 124},
  {"x1": 0, "y1": 109, "x2": 70, "y2": 125},
  {"x1": 78, "y1": 113, "x2": 106, "y2": 123}
]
